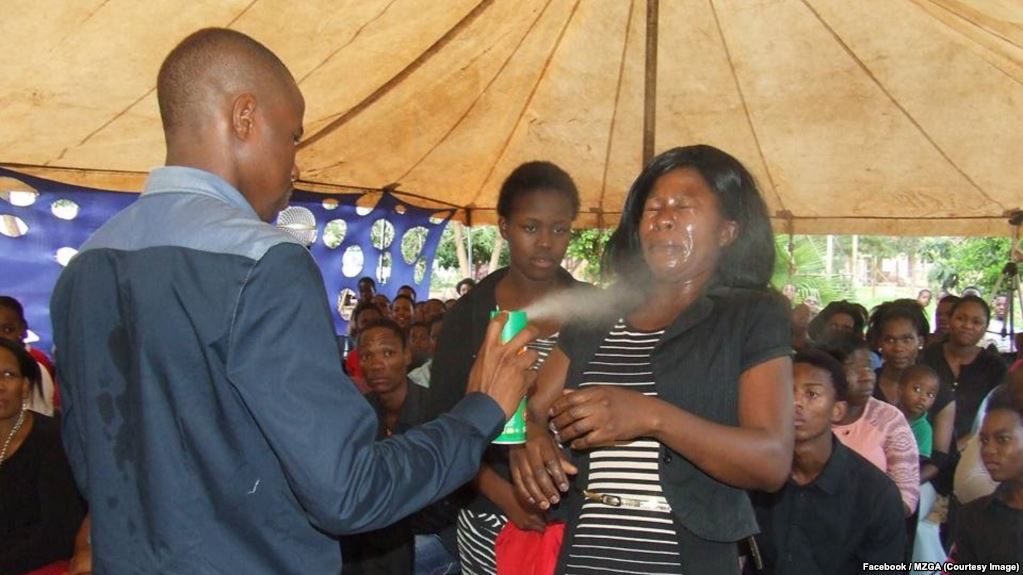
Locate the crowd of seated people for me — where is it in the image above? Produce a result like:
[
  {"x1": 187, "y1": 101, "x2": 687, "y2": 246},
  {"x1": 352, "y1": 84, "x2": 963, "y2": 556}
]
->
[
  {"x1": 341, "y1": 279, "x2": 457, "y2": 394},
  {"x1": 780, "y1": 285, "x2": 1021, "y2": 572},
  {"x1": 8, "y1": 147, "x2": 1023, "y2": 575}
]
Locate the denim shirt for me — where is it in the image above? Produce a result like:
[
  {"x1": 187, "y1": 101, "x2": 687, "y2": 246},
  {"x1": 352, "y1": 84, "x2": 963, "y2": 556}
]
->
[{"x1": 51, "y1": 166, "x2": 505, "y2": 574}]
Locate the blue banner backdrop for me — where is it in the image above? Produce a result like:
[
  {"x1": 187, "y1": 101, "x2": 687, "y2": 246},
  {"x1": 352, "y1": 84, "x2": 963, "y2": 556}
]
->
[{"x1": 0, "y1": 168, "x2": 452, "y2": 353}]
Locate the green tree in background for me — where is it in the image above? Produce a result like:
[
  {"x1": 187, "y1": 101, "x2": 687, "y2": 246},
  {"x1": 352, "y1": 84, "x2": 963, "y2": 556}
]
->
[
  {"x1": 434, "y1": 225, "x2": 508, "y2": 270},
  {"x1": 432, "y1": 224, "x2": 1016, "y2": 304},
  {"x1": 921, "y1": 237, "x2": 1013, "y2": 295},
  {"x1": 434, "y1": 225, "x2": 613, "y2": 281},
  {"x1": 771, "y1": 235, "x2": 852, "y2": 304},
  {"x1": 564, "y1": 229, "x2": 614, "y2": 282}
]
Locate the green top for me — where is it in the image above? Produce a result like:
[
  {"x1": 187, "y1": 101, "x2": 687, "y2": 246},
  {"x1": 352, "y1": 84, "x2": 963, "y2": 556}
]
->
[{"x1": 908, "y1": 413, "x2": 933, "y2": 458}]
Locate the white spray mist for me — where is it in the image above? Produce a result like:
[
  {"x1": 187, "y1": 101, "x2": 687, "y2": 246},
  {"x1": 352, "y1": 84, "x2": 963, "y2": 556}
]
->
[{"x1": 519, "y1": 281, "x2": 642, "y2": 328}]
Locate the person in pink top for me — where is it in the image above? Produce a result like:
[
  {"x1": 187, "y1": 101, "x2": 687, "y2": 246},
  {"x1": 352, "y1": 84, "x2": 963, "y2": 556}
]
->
[{"x1": 821, "y1": 332, "x2": 920, "y2": 516}]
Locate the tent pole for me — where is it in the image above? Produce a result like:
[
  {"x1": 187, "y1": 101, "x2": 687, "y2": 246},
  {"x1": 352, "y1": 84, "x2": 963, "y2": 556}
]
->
[
  {"x1": 826, "y1": 235, "x2": 834, "y2": 278},
  {"x1": 466, "y1": 211, "x2": 474, "y2": 279},
  {"x1": 643, "y1": 0, "x2": 659, "y2": 166}
]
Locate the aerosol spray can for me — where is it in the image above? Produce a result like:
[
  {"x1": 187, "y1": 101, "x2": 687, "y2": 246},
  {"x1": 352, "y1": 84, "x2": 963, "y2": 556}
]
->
[{"x1": 491, "y1": 310, "x2": 528, "y2": 445}]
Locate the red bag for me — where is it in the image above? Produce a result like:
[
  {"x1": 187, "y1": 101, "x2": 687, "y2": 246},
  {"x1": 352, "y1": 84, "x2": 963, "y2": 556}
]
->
[
  {"x1": 495, "y1": 521, "x2": 565, "y2": 575},
  {"x1": 24, "y1": 560, "x2": 70, "y2": 575}
]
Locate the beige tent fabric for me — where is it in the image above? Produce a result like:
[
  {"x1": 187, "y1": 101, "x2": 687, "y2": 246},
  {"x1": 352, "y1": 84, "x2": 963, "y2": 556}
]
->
[{"x1": 1, "y1": 0, "x2": 1021, "y2": 236}]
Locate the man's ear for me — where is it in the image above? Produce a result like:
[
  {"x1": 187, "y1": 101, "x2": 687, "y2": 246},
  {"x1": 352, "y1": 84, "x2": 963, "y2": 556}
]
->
[
  {"x1": 831, "y1": 400, "x2": 848, "y2": 424},
  {"x1": 231, "y1": 93, "x2": 258, "y2": 141},
  {"x1": 718, "y1": 220, "x2": 738, "y2": 248}
]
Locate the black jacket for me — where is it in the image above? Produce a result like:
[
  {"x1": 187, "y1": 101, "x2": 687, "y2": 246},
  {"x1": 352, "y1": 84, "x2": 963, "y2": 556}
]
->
[
  {"x1": 426, "y1": 266, "x2": 590, "y2": 514},
  {"x1": 553, "y1": 285, "x2": 792, "y2": 573}
]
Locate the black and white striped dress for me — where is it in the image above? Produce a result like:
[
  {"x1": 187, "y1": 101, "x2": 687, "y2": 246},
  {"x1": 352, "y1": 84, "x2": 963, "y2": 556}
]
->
[
  {"x1": 564, "y1": 321, "x2": 683, "y2": 575},
  {"x1": 457, "y1": 335, "x2": 559, "y2": 575}
]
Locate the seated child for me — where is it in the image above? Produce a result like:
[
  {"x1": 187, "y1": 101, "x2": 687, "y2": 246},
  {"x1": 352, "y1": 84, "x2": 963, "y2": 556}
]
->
[
  {"x1": 897, "y1": 365, "x2": 947, "y2": 569},
  {"x1": 897, "y1": 364, "x2": 940, "y2": 483}
]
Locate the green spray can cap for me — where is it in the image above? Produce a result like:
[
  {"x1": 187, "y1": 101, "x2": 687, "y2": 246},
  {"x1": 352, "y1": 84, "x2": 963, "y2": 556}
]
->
[{"x1": 492, "y1": 309, "x2": 528, "y2": 343}]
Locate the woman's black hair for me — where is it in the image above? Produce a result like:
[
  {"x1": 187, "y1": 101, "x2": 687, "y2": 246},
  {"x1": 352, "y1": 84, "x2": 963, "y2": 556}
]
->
[
  {"x1": 814, "y1": 331, "x2": 870, "y2": 366},
  {"x1": 937, "y1": 294, "x2": 961, "y2": 307},
  {"x1": 868, "y1": 299, "x2": 931, "y2": 340},
  {"x1": 601, "y1": 145, "x2": 775, "y2": 289},
  {"x1": 950, "y1": 295, "x2": 991, "y2": 323},
  {"x1": 455, "y1": 278, "x2": 476, "y2": 293},
  {"x1": 392, "y1": 294, "x2": 415, "y2": 307},
  {"x1": 985, "y1": 383, "x2": 1023, "y2": 421},
  {"x1": 496, "y1": 161, "x2": 580, "y2": 219},
  {"x1": 808, "y1": 300, "x2": 868, "y2": 341},
  {"x1": 0, "y1": 338, "x2": 41, "y2": 399},
  {"x1": 352, "y1": 302, "x2": 382, "y2": 325},
  {"x1": 793, "y1": 348, "x2": 849, "y2": 401}
]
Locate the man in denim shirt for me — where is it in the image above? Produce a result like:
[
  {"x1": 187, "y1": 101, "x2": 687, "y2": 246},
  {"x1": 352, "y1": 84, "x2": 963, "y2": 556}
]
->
[{"x1": 51, "y1": 28, "x2": 535, "y2": 574}]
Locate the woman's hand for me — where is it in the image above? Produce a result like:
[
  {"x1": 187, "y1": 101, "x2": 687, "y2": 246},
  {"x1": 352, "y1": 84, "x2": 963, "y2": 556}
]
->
[
  {"x1": 550, "y1": 387, "x2": 660, "y2": 449},
  {"x1": 69, "y1": 515, "x2": 92, "y2": 575},
  {"x1": 474, "y1": 463, "x2": 547, "y2": 532},
  {"x1": 510, "y1": 421, "x2": 577, "y2": 510},
  {"x1": 499, "y1": 489, "x2": 548, "y2": 533}
]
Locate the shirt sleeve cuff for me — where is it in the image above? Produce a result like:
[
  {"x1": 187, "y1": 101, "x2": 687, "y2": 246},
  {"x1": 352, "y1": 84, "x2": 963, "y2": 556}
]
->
[
  {"x1": 447, "y1": 392, "x2": 507, "y2": 441},
  {"x1": 740, "y1": 344, "x2": 794, "y2": 373}
]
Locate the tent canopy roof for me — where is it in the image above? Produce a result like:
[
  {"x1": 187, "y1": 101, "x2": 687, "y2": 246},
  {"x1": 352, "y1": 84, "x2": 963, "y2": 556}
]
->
[{"x1": 2, "y1": 0, "x2": 1022, "y2": 236}]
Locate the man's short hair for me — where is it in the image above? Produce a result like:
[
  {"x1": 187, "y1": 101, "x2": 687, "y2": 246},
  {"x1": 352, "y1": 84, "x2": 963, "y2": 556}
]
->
[
  {"x1": 793, "y1": 348, "x2": 849, "y2": 401},
  {"x1": 157, "y1": 28, "x2": 293, "y2": 136},
  {"x1": 357, "y1": 318, "x2": 407, "y2": 349},
  {"x1": 0, "y1": 295, "x2": 27, "y2": 326}
]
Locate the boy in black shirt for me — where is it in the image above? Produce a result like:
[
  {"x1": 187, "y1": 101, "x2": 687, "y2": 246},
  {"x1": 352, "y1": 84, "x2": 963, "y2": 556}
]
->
[
  {"x1": 949, "y1": 384, "x2": 1023, "y2": 565},
  {"x1": 752, "y1": 349, "x2": 905, "y2": 574}
]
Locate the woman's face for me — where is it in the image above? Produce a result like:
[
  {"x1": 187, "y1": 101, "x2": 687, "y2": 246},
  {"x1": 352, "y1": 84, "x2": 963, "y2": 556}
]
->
[
  {"x1": 0, "y1": 347, "x2": 29, "y2": 420},
  {"x1": 638, "y1": 168, "x2": 736, "y2": 285},
  {"x1": 935, "y1": 300, "x2": 955, "y2": 334},
  {"x1": 879, "y1": 317, "x2": 921, "y2": 370},
  {"x1": 949, "y1": 302, "x2": 988, "y2": 348},
  {"x1": 826, "y1": 312, "x2": 857, "y2": 336},
  {"x1": 499, "y1": 189, "x2": 574, "y2": 283},
  {"x1": 356, "y1": 308, "x2": 383, "y2": 332},
  {"x1": 843, "y1": 348, "x2": 876, "y2": 408}
]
